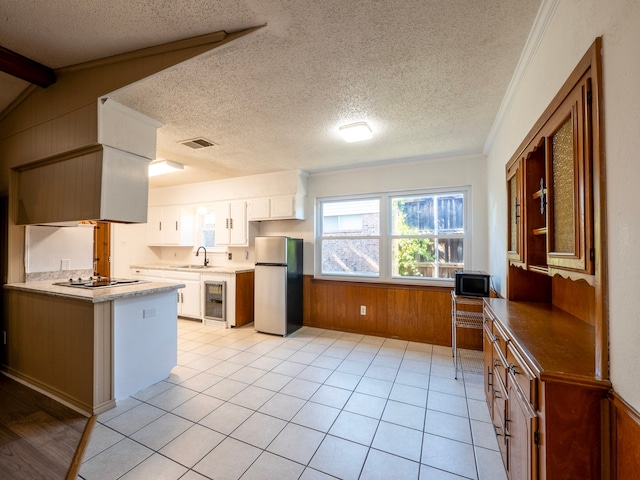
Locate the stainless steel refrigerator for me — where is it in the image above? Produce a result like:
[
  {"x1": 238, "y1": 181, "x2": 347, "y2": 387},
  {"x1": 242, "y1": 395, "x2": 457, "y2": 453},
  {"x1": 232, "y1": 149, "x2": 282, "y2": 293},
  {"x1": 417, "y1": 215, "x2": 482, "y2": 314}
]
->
[{"x1": 254, "y1": 236, "x2": 303, "y2": 336}]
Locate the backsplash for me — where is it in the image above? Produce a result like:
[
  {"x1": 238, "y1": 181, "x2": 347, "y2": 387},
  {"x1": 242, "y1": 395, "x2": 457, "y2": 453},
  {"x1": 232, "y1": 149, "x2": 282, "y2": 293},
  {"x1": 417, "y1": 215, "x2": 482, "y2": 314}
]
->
[{"x1": 26, "y1": 269, "x2": 94, "y2": 282}]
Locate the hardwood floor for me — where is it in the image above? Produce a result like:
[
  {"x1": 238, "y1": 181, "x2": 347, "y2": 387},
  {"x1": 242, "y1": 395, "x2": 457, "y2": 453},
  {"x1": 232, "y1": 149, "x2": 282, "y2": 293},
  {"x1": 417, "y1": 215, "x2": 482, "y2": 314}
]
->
[{"x1": 0, "y1": 374, "x2": 93, "y2": 479}]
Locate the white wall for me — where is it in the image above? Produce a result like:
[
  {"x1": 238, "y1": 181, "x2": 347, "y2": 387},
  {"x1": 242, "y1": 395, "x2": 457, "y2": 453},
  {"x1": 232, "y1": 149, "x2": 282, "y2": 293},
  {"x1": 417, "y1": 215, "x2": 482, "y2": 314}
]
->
[
  {"x1": 25, "y1": 225, "x2": 93, "y2": 274},
  {"x1": 262, "y1": 154, "x2": 489, "y2": 276},
  {"x1": 110, "y1": 223, "x2": 161, "y2": 277},
  {"x1": 485, "y1": 0, "x2": 640, "y2": 410},
  {"x1": 138, "y1": 155, "x2": 488, "y2": 278}
]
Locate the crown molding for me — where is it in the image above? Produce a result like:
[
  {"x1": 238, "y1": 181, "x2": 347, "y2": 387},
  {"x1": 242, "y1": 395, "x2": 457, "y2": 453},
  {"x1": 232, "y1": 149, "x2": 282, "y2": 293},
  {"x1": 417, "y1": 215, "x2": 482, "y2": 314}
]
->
[{"x1": 483, "y1": 0, "x2": 561, "y2": 155}]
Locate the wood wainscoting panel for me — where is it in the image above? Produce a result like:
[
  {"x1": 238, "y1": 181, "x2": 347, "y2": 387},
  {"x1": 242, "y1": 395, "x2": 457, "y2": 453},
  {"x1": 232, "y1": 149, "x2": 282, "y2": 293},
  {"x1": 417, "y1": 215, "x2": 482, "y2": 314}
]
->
[
  {"x1": 3, "y1": 289, "x2": 114, "y2": 414},
  {"x1": 610, "y1": 392, "x2": 640, "y2": 479},
  {"x1": 303, "y1": 276, "x2": 482, "y2": 348},
  {"x1": 235, "y1": 271, "x2": 255, "y2": 327}
]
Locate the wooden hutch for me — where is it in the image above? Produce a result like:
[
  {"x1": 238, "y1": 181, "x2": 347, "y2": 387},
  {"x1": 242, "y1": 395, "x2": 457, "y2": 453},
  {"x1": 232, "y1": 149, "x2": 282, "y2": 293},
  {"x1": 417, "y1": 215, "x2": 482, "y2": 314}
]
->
[{"x1": 483, "y1": 38, "x2": 610, "y2": 479}]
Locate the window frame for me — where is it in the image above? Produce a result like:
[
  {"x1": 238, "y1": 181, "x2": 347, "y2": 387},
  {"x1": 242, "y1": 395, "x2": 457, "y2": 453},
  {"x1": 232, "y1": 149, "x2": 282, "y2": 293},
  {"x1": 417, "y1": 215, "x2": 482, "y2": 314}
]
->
[{"x1": 315, "y1": 186, "x2": 471, "y2": 285}]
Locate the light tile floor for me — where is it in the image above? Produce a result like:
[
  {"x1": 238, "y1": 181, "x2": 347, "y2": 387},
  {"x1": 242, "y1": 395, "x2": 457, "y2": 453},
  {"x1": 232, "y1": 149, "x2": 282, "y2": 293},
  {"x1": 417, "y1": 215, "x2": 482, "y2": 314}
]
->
[{"x1": 79, "y1": 320, "x2": 508, "y2": 480}]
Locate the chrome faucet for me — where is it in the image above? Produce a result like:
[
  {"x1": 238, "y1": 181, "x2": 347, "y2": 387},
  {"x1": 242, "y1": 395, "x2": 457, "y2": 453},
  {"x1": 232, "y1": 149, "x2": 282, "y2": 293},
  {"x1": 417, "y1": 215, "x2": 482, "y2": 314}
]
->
[{"x1": 195, "y1": 246, "x2": 209, "y2": 266}]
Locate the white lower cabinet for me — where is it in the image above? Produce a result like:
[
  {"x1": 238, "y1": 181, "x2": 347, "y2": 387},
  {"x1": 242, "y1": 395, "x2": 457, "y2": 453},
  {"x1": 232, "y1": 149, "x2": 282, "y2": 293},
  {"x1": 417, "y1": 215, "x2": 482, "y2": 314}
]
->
[
  {"x1": 130, "y1": 268, "x2": 201, "y2": 320},
  {"x1": 163, "y1": 271, "x2": 201, "y2": 319},
  {"x1": 177, "y1": 279, "x2": 201, "y2": 318}
]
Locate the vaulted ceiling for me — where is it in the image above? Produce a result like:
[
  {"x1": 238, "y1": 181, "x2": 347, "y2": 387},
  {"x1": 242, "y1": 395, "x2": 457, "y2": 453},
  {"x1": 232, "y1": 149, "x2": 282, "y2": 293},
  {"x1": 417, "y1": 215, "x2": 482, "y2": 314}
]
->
[{"x1": 0, "y1": 0, "x2": 542, "y2": 188}]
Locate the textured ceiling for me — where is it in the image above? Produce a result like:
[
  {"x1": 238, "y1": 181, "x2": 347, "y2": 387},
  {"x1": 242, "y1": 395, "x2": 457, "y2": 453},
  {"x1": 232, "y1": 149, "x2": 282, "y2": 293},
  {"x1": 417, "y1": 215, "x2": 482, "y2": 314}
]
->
[{"x1": 0, "y1": 0, "x2": 542, "y2": 188}]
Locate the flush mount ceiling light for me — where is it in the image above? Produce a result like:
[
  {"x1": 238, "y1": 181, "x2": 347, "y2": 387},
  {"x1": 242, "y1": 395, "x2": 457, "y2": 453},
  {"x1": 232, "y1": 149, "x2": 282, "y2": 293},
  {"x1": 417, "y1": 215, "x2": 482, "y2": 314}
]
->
[
  {"x1": 338, "y1": 121, "x2": 373, "y2": 143},
  {"x1": 148, "y1": 159, "x2": 184, "y2": 177}
]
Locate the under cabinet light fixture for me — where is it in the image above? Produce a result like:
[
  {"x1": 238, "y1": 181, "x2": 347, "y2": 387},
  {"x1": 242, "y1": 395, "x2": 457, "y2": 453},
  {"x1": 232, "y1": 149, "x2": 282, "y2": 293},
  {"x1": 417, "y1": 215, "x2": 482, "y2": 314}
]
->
[
  {"x1": 338, "y1": 121, "x2": 373, "y2": 143},
  {"x1": 149, "y1": 159, "x2": 184, "y2": 177}
]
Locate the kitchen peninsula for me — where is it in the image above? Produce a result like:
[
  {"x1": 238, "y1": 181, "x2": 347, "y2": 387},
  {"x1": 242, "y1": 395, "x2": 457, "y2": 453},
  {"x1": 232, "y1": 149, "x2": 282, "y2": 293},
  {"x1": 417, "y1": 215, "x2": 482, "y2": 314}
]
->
[{"x1": 2, "y1": 279, "x2": 184, "y2": 415}]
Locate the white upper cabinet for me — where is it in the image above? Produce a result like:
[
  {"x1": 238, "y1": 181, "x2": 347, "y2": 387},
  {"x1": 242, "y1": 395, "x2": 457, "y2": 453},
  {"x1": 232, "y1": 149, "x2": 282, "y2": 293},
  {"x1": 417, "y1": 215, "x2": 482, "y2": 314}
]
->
[
  {"x1": 215, "y1": 200, "x2": 253, "y2": 246},
  {"x1": 147, "y1": 206, "x2": 194, "y2": 246},
  {"x1": 247, "y1": 194, "x2": 305, "y2": 221},
  {"x1": 247, "y1": 198, "x2": 271, "y2": 221}
]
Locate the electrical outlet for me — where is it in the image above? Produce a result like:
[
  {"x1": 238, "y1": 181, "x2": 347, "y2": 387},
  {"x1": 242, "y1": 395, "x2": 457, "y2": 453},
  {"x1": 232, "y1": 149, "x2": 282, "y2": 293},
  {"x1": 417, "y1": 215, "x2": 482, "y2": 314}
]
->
[
  {"x1": 228, "y1": 252, "x2": 232, "y2": 260},
  {"x1": 360, "y1": 305, "x2": 366, "y2": 315}
]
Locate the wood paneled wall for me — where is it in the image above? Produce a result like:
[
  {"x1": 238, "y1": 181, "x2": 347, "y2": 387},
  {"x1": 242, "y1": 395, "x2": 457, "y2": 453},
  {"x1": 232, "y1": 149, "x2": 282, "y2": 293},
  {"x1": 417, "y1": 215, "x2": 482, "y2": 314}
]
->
[
  {"x1": 303, "y1": 275, "x2": 482, "y2": 349},
  {"x1": 2, "y1": 290, "x2": 114, "y2": 414},
  {"x1": 610, "y1": 392, "x2": 640, "y2": 479}
]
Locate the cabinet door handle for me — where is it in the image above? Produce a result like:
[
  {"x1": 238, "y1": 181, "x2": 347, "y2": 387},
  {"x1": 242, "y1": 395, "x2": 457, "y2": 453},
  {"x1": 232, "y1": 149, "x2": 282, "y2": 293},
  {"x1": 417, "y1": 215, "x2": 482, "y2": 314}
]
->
[
  {"x1": 515, "y1": 201, "x2": 521, "y2": 222},
  {"x1": 159, "y1": 221, "x2": 162, "y2": 231},
  {"x1": 493, "y1": 389, "x2": 501, "y2": 399},
  {"x1": 230, "y1": 218, "x2": 233, "y2": 229},
  {"x1": 493, "y1": 424, "x2": 503, "y2": 437},
  {"x1": 508, "y1": 363, "x2": 520, "y2": 375},
  {"x1": 175, "y1": 221, "x2": 178, "y2": 231},
  {"x1": 181, "y1": 293, "x2": 184, "y2": 303},
  {"x1": 226, "y1": 218, "x2": 229, "y2": 229}
]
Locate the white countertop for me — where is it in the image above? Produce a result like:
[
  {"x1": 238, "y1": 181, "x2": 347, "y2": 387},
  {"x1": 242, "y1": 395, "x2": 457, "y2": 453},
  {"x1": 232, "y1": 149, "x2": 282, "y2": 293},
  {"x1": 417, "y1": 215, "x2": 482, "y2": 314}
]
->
[
  {"x1": 131, "y1": 263, "x2": 255, "y2": 274},
  {"x1": 4, "y1": 279, "x2": 185, "y2": 303}
]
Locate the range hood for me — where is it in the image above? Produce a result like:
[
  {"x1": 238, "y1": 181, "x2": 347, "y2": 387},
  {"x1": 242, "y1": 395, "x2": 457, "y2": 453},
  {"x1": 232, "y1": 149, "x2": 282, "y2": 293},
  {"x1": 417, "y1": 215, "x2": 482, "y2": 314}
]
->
[
  {"x1": 16, "y1": 145, "x2": 150, "y2": 225},
  {"x1": 16, "y1": 99, "x2": 163, "y2": 226}
]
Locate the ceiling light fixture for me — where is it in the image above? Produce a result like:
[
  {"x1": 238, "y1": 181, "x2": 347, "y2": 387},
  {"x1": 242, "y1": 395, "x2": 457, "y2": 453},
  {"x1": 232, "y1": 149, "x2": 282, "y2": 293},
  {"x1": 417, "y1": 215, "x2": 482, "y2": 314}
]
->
[
  {"x1": 149, "y1": 159, "x2": 184, "y2": 177},
  {"x1": 338, "y1": 121, "x2": 373, "y2": 143}
]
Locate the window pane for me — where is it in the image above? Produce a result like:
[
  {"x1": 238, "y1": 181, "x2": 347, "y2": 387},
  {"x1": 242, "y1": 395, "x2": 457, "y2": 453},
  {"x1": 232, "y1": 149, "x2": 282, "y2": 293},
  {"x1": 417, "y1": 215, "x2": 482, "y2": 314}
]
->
[
  {"x1": 321, "y1": 239, "x2": 379, "y2": 275},
  {"x1": 437, "y1": 238, "x2": 464, "y2": 278},
  {"x1": 391, "y1": 196, "x2": 434, "y2": 234},
  {"x1": 391, "y1": 238, "x2": 436, "y2": 277},
  {"x1": 437, "y1": 194, "x2": 464, "y2": 233},
  {"x1": 323, "y1": 199, "x2": 379, "y2": 236},
  {"x1": 201, "y1": 210, "x2": 216, "y2": 248}
]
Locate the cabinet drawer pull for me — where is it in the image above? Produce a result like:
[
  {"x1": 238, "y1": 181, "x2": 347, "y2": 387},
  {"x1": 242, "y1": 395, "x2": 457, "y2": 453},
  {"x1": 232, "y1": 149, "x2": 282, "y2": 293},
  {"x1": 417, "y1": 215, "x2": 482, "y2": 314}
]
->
[{"x1": 509, "y1": 363, "x2": 520, "y2": 375}]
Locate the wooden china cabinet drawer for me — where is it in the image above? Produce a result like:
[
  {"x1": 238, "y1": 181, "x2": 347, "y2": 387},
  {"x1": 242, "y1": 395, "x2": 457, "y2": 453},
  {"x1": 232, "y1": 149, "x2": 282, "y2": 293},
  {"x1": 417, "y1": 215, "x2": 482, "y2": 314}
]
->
[
  {"x1": 492, "y1": 320, "x2": 510, "y2": 360},
  {"x1": 491, "y1": 372, "x2": 509, "y2": 465},
  {"x1": 506, "y1": 343, "x2": 537, "y2": 408}
]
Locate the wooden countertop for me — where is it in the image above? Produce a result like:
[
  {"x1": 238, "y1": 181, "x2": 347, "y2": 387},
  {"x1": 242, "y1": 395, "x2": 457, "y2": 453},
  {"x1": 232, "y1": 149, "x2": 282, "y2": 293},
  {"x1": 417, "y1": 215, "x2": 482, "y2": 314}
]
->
[
  {"x1": 484, "y1": 297, "x2": 608, "y2": 386},
  {"x1": 4, "y1": 280, "x2": 184, "y2": 304}
]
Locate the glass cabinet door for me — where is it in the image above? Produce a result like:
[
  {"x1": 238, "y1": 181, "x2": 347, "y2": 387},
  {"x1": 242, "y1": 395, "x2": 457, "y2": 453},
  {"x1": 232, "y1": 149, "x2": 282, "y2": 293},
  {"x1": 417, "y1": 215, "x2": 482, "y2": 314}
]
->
[
  {"x1": 507, "y1": 160, "x2": 524, "y2": 265},
  {"x1": 545, "y1": 76, "x2": 593, "y2": 274}
]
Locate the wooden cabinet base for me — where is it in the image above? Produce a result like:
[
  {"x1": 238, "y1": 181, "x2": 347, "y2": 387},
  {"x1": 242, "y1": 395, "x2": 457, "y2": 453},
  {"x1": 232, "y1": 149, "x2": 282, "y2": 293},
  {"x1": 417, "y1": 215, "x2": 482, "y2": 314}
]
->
[{"x1": 483, "y1": 298, "x2": 610, "y2": 479}]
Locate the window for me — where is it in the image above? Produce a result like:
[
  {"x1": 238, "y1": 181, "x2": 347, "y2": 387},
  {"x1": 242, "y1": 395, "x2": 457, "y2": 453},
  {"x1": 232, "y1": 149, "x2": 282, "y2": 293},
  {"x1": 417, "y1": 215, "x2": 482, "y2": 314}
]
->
[
  {"x1": 390, "y1": 193, "x2": 464, "y2": 279},
  {"x1": 320, "y1": 199, "x2": 380, "y2": 277},
  {"x1": 195, "y1": 204, "x2": 220, "y2": 250},
  {"x1": 317, "y1": 188, "x2": 468, "y2": 282}
]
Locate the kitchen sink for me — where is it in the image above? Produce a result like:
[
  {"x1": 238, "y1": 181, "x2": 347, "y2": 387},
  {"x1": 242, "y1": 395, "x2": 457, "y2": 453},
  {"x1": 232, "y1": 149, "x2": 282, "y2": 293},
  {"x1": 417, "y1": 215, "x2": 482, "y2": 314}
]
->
[{"x1": 173, "y1": 265, "x2": 208, "y2": 269}]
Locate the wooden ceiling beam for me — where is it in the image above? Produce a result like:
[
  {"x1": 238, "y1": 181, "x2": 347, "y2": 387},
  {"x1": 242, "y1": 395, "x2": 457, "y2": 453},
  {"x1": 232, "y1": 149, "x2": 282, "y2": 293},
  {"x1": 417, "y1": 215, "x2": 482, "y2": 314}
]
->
[{"x1": 0, "y1": 45, "x2": 56, "y2": 88}]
